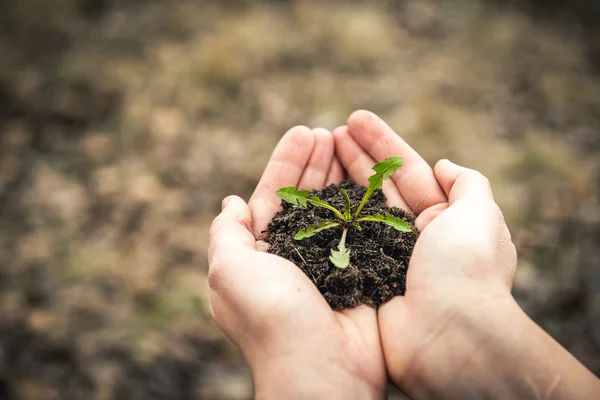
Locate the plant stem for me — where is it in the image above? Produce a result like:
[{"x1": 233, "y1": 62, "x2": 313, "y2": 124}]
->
[
  {"x1": 340, "y1": 227, "x2": 348, "y2": 249},
  {"x1": 354, "y1": 194, "x2": 369, "y2": 218},
  {"x1": 319, "y1": 203, "x2": 346, "y2": 221},
  {"x1": 329, "y1": 226, "x2": 350, "y2": 268}
]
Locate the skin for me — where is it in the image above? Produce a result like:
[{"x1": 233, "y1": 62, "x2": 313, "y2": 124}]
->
[
  {"x1": 208, "y1": 112, "x2": 600, "y2": 399},
  {"x1": 208, "y1": 126, "x2": 385, "y2": 399}
]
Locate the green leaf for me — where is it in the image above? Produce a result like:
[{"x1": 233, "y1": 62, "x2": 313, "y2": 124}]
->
[
  {"x1": 276, "y1": 187, "x2": 346, "y2": 221},
  {"x1": 355, "y1": 157, "x2": 404, "y2": 217},
  {"x1": 294, "y1": 221, "x2": 341, "y2": 240},
  {"x1": 340, "y1": 188, "x2": 352, "y2": 221},
  {"x1": 329, "y1": 227, "x2": 350, "y2": 269},
  {"x1": 276, "y1": 187, "x2": 311, "y2": 206},
  {"x1": 358, "y1": 213, "x2": 412, "y2": 232},
  {"x1": 330, "y1": 247, "x2": 350, "y2": 269}
]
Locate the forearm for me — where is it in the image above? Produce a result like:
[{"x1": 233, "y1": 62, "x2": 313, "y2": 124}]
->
[{"x1": 402, "y1": 297, "x2": 599, "y2": 399}]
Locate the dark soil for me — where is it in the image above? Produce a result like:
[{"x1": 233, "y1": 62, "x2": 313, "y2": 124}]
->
[{"x1": 267, "y1": 181, "x2": 419, "y2": 309}]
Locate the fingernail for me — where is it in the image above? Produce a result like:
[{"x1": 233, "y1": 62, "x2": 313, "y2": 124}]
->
[{"x1": 221, "y1": 196, "x2": 232, "y2": 211}]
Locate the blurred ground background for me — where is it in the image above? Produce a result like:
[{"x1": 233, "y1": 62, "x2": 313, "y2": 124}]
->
[{"x1": 0, "y1": 0, "x2": 599, "y2": 398}]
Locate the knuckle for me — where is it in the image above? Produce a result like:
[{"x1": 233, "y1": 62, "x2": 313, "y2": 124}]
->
[
  {"x1": 207, "y1": 217, "x2": 226, "y2": 265},
  {"x1": 207, "y1": 269, "x2": 222, "y2": 294},
  {"x1": 488, "y1": 201, "x2": 505, "y2": 223},
  {"x1": 434, "y1": 159, "x2": 445, "y2": 171},
  {"x1": 479, "y1": 172, "x2": 491, "y2": 187},
  {"x1": 207, "y1": 259, "x2": 228, "y2": 293},
  {"x1": 290, "y1": 125, "x2": 311, "y2": 134},
  {"x1": 209, "y1": 214, "x2": 224, "y2": 238},
  {"x1": 467, "y1": 169, "x2": 491, "y2": 188}
]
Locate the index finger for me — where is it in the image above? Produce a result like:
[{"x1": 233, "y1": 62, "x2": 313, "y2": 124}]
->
[
  {"x1": 347, "y1": 110, "x2": 447, "y2": 213},
  {"x1": 248, "y1": 126, "x2": 315, "y2": 236},
  {"x1": 208, "y1": 196, "x2": 256, "y2": 266}
]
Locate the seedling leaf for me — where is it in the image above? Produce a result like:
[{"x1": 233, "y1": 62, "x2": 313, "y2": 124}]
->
[
  {"x1": 340, "y1": 188, "x2": 352, "y2": 221},
  {"x1": 358, "y1": 213, "x2": 412, "y2": 232},
  {"x1": 329, "y1": 228, "x2": 350, "y2": 268},
  {"x1": 355, "y1": 157, "x2": 404, "y2": 217},
  {"x1": 276, "y1": 187, "x2": 311, "y2": 206},
  {"x1": 294, "y1": 221, "x2": 341, "y2": 240},
  {"x1": 276, "y1": 187, "x2": 345, "y2": 221},
  {"x1": 330, "y1": 247, "x2": 350, "y2": 269}
]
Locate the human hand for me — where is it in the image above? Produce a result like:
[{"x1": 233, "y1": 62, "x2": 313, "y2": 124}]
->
[
  {"x1": 334, "y1": 110, "x2": 520, "y2": 396},
  {"x1": 335, "y1": 111, "x2": 600, "y2": 399},
  {"x1": 208, "y1": 126, "x2": 386, "y2": 399}
]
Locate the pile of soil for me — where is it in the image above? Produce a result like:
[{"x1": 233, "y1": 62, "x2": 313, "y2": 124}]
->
[{"x1": 267, "y1": 181, "x2": 419, "y2": 309}]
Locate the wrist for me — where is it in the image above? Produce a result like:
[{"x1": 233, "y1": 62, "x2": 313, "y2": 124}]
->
[
  {"x1": 250, "y1": 353, "x2": 384, "y2": 400},
  {"x1": 397, "y1": 292, "x2": 599, "y2": 399},
  {"x1": 397, "y1": 291, "x2": 524, "y2": 398}
]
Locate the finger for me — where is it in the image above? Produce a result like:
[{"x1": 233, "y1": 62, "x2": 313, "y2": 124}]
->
[
  {"x1": 297, "y1": 128, "x2": 334, "y2": 190},
  {"x1": 208, "y1": 196, "x2": 255, "y2": 266},
  {"x1": 249, "y1": 126, "x2": 315, "y2": 236},
  {"x1": 414, "y1": 202, "x2": 448, "y2": 231},
  {"x1": 255, "y1": 240, "x2": 270, "y2": 252},
  {"x1": 339, "y1": 305, "x2": 378, "y2": 337},
  {"x1": 333, "y1": 125, "x2": 409, "y2": 211},
  {"x1": 433, "y1": 160, "x2": 517, "y2": 286},
  {"x1": 325, "y1": 157, "x2": 346, "y2": 185},
  {"x1": 433, "y1": 159, "x2": 494, "y2": 204},
  {"x1": 347, "y1": 110, "x2": 447, "y2": 213},
  {"x1": 339, "y1": 305, "x2": 382, "y2": 355},
  {"x1": 377, "y1": 296, "x2": 413, "y2": 384}
]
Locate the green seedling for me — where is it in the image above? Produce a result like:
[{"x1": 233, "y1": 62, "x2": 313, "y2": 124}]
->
[{"x1": 276, "y1": 156, "x2": 411, "y2": 269}]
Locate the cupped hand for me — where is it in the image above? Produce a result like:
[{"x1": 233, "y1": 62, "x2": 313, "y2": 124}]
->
[
  {"x1": 208, "y1": 126, "x2": 386, "y2": 399},
  {"x1": 334, "y1": 111, "x2": 518, "y2": 397}
]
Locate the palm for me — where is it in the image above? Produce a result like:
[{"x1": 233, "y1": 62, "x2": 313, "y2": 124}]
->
[
  {"x1": 213, "y1": 112, "x2": 516, "y2": 396},
  {"x1": 245, "y1": 126, "x2": 385, "y2": 391},
  {"x1": 332, "y1": 111, "x2": 462, "y2": 381},
  {"x1": 242, "y1": 249, "x2": 385, "y2": 387}
]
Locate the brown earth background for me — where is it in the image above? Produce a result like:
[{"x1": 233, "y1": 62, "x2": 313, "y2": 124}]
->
[{"x1": 1, "y1": 0, "x2": 599, "y2": 399}]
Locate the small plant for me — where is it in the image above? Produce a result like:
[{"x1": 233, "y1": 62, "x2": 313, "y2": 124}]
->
[{"x1": 276, "y1": 156, "x2": 411, "y2": 269}]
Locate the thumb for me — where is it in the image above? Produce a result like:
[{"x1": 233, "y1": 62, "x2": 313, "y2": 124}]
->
[
  {"x1": 430, "y1": 160, "x2": 516, "y2": 285},
  {"x1": 208, "y1": 195, "x2": 256, "y2": 266},
  {"x1": 415, "y1": 160, "x2": 494, "y2": 231},
  {"x1": 433, "y1": 159, "x2": 494, "y2": 205}
]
